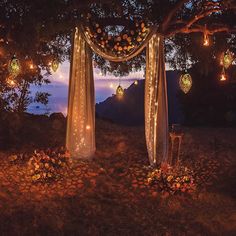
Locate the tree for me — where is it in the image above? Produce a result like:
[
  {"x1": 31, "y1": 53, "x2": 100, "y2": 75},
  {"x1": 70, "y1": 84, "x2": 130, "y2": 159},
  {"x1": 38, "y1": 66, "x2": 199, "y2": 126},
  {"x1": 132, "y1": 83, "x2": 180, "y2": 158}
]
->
[{"x1": 0, "y1": 0, "x2": 235, "y2": 112}]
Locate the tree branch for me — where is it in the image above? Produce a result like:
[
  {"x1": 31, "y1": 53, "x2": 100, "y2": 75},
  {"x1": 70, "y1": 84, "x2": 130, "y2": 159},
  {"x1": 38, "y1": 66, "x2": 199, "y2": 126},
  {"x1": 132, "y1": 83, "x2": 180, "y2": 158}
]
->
[
  {"x1": 167, "y1": 24, "x2": 236, "y2": 36},
  {"x1": 161, "y1": 0, "x2": 189, "y2": 31},
  {"x1": 185, "y1": 8, "x2": 221, "y2": 28}
]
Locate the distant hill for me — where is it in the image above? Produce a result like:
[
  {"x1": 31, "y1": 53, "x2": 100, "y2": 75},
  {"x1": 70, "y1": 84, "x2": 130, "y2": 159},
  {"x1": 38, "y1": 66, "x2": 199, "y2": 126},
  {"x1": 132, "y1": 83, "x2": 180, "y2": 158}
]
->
[{"x1": 96, "y1": 71, "x2": 184, "y2": 126}]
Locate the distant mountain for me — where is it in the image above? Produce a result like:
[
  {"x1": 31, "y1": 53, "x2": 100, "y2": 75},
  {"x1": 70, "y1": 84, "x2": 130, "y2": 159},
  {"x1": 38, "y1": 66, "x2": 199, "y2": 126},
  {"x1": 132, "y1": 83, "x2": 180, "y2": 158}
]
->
[{"x1": 96, "y1": 71, "x2": 184, "y2": 126}]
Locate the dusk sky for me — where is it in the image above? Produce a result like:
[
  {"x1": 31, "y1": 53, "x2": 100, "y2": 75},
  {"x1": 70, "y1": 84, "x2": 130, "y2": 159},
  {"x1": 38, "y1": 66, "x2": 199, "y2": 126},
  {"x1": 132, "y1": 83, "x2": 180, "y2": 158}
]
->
[{"x1": 28, "y1": 61, "x2": 144, "y2": 115}]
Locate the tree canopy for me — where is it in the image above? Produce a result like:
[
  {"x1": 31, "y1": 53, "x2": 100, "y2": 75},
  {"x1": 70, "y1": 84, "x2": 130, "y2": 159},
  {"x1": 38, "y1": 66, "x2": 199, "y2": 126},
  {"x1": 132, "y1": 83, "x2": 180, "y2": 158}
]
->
[{"x1": 0, "y1": 0, "x2": 235, "y2": 112}]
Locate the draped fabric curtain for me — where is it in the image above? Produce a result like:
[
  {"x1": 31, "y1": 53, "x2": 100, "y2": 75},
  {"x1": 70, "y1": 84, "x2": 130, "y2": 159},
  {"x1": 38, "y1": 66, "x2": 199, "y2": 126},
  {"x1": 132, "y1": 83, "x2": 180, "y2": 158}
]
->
[
  {"x1": 66, "y1": 28, "x2": 95, "y2": 158},
  {"x1": 67, "y1": 26, "x2": 169, "y2": 165},
  {"x1": 145, "y1": 35, "x2": 169, "y2": 165}
]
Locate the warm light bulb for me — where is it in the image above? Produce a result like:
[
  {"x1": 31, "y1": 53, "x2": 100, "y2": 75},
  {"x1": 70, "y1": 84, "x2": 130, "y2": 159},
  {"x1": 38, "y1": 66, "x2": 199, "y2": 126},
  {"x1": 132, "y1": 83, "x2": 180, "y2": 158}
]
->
[
  {"x1": 29, "y1": 64, "x2": 34, "y2": 69},
  {"x1": 134, "y1": 80, "x2": 138, "y2": 85},
  {"x1": 86, "y1": 125, "x2": 91, "y2": 130}
]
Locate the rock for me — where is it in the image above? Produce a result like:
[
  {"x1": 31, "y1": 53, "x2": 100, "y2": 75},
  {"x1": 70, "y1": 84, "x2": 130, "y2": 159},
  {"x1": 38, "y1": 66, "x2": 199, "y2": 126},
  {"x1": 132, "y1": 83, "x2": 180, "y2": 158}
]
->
[
  {"x1": 52, "y1": 119, "x2": 64, "y2": 130},
  {"x1": 50, "y1": 112, "x2": 65, "y2": 120}
]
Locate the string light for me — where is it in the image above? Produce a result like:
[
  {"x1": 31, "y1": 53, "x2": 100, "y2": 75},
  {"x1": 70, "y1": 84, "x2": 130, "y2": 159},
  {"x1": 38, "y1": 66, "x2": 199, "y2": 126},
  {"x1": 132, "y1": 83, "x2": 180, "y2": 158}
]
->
[
  {"x1": 134, "y1": 80, "x2": 138, "y2": 85},
  {"x1": 29, "y1": 64, "x2": 34, "y2": 70}
]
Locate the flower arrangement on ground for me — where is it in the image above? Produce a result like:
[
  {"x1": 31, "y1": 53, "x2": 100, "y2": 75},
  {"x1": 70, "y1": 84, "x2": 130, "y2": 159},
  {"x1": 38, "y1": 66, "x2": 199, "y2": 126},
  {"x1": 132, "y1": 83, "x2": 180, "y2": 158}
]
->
[
  {"x1": 28, "y1": 147, "x2": 71, "y2": 182},
  {"x1": 147, "y1": 163, "x2": 196, "y2": 195}
]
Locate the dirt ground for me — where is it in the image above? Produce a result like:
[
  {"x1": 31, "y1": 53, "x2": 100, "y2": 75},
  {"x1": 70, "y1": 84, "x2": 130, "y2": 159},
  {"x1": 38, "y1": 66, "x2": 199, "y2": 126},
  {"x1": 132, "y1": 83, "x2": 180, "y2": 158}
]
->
[{"x1": 0, "y1": 119, "x2": 236, "y2": 236}]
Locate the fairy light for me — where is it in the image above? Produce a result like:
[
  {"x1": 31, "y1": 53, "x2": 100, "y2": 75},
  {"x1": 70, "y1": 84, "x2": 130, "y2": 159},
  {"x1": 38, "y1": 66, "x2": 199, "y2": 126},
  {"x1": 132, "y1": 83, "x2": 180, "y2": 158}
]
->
[
  {"x1": 134, "y1": 80, "x2": 138, "y2": 85},
  {"x1": 29, "y1": 64, "x2": 34, "y2": 70}
]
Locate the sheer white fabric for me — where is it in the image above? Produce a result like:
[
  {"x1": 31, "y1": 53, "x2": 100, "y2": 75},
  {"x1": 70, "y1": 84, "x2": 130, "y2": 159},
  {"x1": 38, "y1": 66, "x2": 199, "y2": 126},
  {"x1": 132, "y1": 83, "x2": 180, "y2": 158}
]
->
[
  {"x1": 67, "y1": 26, "x2": 169, "y2": 165},
  {"x1": 66, "y1": 28, "x2": 96, "y2": 158},
  {"x1": 145, "y1": 35, "x2": 169, "y2": 165}
]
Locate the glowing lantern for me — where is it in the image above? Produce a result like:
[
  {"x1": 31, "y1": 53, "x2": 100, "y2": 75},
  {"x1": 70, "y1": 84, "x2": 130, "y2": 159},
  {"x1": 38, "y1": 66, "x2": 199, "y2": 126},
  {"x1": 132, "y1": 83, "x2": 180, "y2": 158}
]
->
[
  {"x1": 203, "y1": 33, "x2": 210, "y2": 46},
  {"x1": 203, "y1": 26, "x2": 210, "y2": 47},
  {"x1": 116, "y1": 85, "x2": 124, "y2": 98},
  {"x1": 8, "y1": 56, "x2": 21, "y2": 78},
  {"x1": 29, "y1": 63, "x2": 34, "y2": 70},
  {"x1": 179, "y1": 73, "x2": 192, "y2": 94},
  {"x1": 220, "y1": 68, "x2": 227, "y2": 81},
  {"x1": 221, "y1": 50, "x2": 234, "y2": 69},
  {"x1": 6, "y1": 77, "x2": 16, "y2": 87},
  {"x1": 51, "y1": 60, "x2": 59, "y2": 72}
]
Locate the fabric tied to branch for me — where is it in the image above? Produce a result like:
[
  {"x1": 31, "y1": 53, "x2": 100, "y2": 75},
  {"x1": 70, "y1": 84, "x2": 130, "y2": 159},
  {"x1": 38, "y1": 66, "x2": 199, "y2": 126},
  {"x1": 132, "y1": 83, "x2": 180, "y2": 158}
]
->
[
  {"x1": 66, "y1": 27, "x2": 95, "y2": 158},
  {"x1": 145, "y1": 35, "x2": 169, "y2": 165}
]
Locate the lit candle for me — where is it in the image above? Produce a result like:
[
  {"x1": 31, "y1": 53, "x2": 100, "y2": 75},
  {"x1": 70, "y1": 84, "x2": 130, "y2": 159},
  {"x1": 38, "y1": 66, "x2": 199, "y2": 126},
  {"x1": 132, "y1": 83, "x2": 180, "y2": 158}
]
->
[
  {"x1": 203, "y1": 34, "x2": 209, "y2": 46},
  {"x1": 220, "y1": 73, "x2": 227, "y2": 81}
]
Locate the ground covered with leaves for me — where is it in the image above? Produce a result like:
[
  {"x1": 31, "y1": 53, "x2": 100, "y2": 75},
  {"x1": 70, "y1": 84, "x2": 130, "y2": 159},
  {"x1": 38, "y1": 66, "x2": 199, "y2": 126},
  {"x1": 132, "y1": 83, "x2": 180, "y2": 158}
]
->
[{"x1": 0, "y1": 118, "x2": 236, "y2": 236}]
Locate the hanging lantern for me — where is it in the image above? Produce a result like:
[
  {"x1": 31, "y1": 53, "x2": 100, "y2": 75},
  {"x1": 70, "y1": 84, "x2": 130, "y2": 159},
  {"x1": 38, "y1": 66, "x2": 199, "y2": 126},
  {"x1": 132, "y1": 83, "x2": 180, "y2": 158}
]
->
[
  {"x1": 220, "y1": 50, "x2": 234, "y2": 69},
  {"x1": 203, "y1": 32, "x2": 210, "y2": 46},
  {"x1": 179, "y1": 73, "x2": 192, "y2": 94},
  {"x1": 116, "y1": 85, "x2": 124, "y2": 98},
  {"x1": 203, "y1": 25, "x2": 210, "y2": 47},
  {"x1": 6, "y1": 77, "x2": 16, "y2": 87},
  {"x1": 8, "y1": 56, "x2": 21, "y2": 78},
  {"x1": 51, "y1": 59, "x2": 59, "y2": 72},
  {"x1": 220, "y1": 68, "x2": 227, "y2": 81}
]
